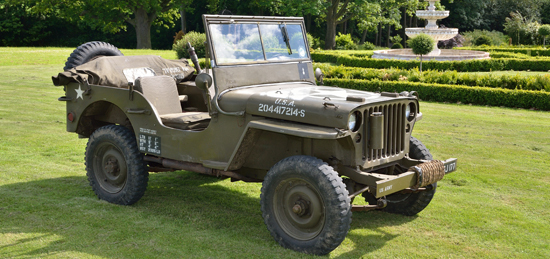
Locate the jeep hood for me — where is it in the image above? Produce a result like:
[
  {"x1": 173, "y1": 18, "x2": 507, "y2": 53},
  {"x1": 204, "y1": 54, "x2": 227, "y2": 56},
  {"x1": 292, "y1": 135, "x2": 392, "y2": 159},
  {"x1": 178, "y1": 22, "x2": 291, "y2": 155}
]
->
[{"x1": 218, "y1": 83, "x2": 410, "y2": 129}]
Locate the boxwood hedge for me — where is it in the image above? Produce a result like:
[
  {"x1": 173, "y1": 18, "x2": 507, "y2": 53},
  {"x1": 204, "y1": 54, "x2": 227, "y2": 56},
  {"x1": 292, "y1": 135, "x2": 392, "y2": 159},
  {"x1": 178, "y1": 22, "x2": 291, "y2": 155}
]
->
[
  {"x1": 458, "y1": 47, "x2": 550, "y2": 57},
  {"x1": 312, "y1": 52, "x2": 550, "y2": 72},
  {"x1": 325, "y1": 78, "x2": 550, "y2": 110},
  {"x1": 313, "y1": 64, "x2": 550, "y2": 92}
]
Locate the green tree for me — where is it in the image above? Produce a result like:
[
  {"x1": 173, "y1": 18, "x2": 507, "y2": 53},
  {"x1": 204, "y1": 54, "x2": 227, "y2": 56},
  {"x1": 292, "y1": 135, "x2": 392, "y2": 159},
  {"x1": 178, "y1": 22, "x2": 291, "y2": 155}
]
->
[
  {"x1": 407, "y1": 33, "x2": 434, "y2": 72},
  {"x1": 262, "y1": 0, "x2": 379, "y2": 49},
  {"x1": 0, "y1": 3, "x2": 52, "y2": 46},
  {"x1": 486, "y1": 0, "x2": 545, "y2": 32},
  {"x1": 441, "y1": 0, "x2": 491, "y2": 31},
  {"x1": 538, "y1": 24, "x2": 550, "y2": 47},
  {"x1": 12, "y1": 0, "x2": 191, "y2": 49},
  {"x1": 504, "y1": 11, "x2": 541, "y2": 45}
]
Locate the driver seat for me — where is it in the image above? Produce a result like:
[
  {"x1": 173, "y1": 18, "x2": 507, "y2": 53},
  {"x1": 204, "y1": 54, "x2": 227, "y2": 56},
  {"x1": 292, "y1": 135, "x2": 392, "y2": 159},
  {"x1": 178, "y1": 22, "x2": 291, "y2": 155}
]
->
[{"x1": 135, "y1": 75, "x2": 210, "y2": 130}]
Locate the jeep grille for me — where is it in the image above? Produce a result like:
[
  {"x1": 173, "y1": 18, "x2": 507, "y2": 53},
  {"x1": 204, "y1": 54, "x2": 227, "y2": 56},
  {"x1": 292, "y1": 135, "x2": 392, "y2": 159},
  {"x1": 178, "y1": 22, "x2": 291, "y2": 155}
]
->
[{"x1": 363, "y1": 103, "x2": 406, "y2": 162}]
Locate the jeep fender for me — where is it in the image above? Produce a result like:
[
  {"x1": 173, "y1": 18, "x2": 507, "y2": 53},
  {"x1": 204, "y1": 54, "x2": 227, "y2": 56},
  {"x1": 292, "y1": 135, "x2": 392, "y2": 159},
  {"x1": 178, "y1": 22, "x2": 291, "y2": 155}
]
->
[{"x1": 225, "y1": 119, "x2": 350, "y2": 171}]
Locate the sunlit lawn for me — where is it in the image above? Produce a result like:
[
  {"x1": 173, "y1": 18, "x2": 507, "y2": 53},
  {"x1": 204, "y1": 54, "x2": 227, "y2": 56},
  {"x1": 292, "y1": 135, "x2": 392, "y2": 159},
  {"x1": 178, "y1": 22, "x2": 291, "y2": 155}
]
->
[{"x1": 0, "y1": 47, "x2": 549, "y2": 258}]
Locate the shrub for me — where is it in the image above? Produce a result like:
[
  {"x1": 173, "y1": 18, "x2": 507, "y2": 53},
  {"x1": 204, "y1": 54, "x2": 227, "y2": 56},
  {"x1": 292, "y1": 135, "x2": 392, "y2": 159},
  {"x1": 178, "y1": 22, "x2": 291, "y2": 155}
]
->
[
  {"x1": 173, "y1": 31, "x2": 207, "y2": 59},
  {"x1": 391, "y1": 43, "x2": 403, "y2": 49},
  {"x1": 474, "y1": 35, "x2": 493, "y2": 46},
  {"x1": 462, "y1": 30, "x2": 508, "y2": 46},
  {"x1": 360, "y1": 41, "x2": 376, "y2": 50},
  {"x1": 335, "y1": 33, "x2": 357, "y2": 50},
  {"x1": 307, "y1": 33, "x2": 323, "y2": 49}
]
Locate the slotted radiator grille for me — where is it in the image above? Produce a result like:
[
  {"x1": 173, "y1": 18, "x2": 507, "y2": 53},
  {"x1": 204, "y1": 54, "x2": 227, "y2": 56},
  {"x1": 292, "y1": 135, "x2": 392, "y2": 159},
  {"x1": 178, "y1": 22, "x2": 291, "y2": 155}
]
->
[{"x1": 363, "y1": 103, "x2": 406, "y2": 162}]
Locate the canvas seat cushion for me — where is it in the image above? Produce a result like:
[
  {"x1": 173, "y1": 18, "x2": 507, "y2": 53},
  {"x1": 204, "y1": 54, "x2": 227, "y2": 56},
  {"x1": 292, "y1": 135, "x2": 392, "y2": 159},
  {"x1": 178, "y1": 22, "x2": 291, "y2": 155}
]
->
[{"x1": 160, "y1": 112, "x2": 211, "y2": 130}]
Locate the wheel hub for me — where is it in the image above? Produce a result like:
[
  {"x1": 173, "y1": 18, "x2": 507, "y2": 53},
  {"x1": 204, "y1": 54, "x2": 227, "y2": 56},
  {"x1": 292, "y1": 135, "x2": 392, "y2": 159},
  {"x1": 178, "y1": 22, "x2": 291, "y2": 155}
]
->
[
  {"x1": 292, "y1": 199, "x2": 309, "y2": 216},
  {"x1": 273, "y1": 178, "x2": 325, "y2": 241},
  {"x1": 104, "y1": 158, "x2": 120, "y2": 175},
  {"x1": 93, "y1": 143, "x2": 128, "y2": 194}
]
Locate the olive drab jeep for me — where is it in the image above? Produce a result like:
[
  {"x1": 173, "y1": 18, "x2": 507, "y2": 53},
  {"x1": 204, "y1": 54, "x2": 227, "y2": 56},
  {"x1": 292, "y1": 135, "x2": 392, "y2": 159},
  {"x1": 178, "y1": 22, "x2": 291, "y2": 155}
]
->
[{"x1": 53, "y1": 15, "x2": 457, "y2": 255}]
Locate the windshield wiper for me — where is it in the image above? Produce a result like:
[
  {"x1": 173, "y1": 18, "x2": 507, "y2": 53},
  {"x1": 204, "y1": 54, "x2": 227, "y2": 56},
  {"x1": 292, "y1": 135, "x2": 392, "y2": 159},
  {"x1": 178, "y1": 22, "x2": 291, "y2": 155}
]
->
[{"x1": 280, "y1": 24, "x2": 292, "y2": 55}]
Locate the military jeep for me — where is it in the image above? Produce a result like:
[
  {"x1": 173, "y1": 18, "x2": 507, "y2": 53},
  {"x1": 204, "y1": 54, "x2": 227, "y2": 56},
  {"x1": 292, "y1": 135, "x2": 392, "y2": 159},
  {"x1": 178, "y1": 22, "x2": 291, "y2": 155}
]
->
[{"x1": 53, "y1": 15, "x2": 457, "y2": 255}]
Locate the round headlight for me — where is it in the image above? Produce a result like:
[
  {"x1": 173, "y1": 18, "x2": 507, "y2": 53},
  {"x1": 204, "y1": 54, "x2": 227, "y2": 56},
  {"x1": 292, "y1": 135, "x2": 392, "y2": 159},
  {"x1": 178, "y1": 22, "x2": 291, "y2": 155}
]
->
[
  {"x1": 348, "y1": 113, "x2": 357, "y2": 131},
  {"x1": 406, "y1": 103, "x2": 417, "y2": 121}
]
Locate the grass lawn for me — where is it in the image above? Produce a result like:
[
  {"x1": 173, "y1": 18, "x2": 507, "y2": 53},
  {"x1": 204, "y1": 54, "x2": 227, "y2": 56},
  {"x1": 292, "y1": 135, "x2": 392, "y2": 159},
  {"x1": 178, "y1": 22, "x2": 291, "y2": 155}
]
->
[
  {"x1": 1, "y1": 47, "x2": 549, "y2": 258},
  {"x1": 0, "y1": 47, "x2": 178, "y2": 67}
]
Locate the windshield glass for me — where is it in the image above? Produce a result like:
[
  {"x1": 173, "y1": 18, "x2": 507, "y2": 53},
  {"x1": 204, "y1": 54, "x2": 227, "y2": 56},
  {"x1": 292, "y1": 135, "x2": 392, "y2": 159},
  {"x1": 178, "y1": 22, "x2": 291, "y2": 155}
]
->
[{"x1": 209, "y1": 23, "x2": 308, "y2": 65}]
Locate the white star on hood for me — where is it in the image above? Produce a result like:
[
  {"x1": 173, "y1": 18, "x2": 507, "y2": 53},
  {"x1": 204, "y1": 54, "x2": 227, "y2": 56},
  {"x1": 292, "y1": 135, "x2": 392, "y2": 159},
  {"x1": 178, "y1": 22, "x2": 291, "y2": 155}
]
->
[{"x1": 75, "y1": 86, "x2": 84, "y2": 100}]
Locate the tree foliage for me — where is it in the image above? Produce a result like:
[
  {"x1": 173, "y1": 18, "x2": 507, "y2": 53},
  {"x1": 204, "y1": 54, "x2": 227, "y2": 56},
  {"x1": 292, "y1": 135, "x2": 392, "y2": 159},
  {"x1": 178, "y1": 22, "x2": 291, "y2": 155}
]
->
[
  {"x1": 4, "y1": 0, "x2": 190, "y2": 49},
  {"x1": 538, "y1": 24, "x2": 550, "y2": 47},
  {"x1": 504, "y1": 11, "x2": 541, "y2": 45},
  {"x1": 407, "y1": 33, "x2": 434, "y2": 72},
  {"x1": 4, "y1": 0, "x2": 550, "y2": 50}
]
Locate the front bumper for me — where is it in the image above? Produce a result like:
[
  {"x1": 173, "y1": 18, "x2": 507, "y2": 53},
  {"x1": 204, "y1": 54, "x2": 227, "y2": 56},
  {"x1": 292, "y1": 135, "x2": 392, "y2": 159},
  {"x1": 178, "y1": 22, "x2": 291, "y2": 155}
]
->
[{"x1": 343, "y1": 158, "x2": 457, "y2": 198}]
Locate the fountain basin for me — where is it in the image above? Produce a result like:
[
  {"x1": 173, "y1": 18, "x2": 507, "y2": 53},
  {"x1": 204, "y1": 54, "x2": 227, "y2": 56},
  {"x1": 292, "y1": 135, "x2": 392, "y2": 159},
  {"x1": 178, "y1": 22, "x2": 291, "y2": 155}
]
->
[
  {"x1": 416, "y1": 10, "x2": 450, "y2": 20},
  {"x1": 405, "y1": 28, "x2": 459, "y2": 41},
  {"x1": 372, "y1": 49, "x2": 490, "y2": 61}
]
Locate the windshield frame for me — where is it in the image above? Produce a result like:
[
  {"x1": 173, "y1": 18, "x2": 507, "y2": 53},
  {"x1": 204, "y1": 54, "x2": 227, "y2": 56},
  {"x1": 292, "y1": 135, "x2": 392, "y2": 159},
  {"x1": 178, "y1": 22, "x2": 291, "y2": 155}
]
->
[{"x1": 203, "y1": 15, "x2": 310, "y2": 66}]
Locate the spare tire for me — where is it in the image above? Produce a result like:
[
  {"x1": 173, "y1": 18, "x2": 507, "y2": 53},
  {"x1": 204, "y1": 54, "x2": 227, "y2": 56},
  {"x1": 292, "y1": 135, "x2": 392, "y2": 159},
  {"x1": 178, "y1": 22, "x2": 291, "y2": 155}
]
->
[{"x1": 64, "y1": 41, "x2": 123, "y2": 71}]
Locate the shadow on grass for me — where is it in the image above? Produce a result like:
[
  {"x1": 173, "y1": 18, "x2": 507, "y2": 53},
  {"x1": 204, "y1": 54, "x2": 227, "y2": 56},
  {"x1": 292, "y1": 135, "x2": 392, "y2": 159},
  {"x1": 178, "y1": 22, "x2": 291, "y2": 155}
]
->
[
  {"x1": 335, "y1": 211, "x2": 416, "y2": 258},
  {"x1": 0, "y1": 171, "x2": 416, "y2": 258}
]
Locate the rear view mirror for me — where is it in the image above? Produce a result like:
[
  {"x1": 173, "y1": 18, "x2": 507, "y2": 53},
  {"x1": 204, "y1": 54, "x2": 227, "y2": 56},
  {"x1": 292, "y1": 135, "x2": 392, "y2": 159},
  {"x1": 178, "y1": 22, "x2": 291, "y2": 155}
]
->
[
  {"x1": 315, "y1": 68, "x2": 324, "y2": 85},
  {"x1": 195, "y1": 73, "x2": 212, "y2": 91}
]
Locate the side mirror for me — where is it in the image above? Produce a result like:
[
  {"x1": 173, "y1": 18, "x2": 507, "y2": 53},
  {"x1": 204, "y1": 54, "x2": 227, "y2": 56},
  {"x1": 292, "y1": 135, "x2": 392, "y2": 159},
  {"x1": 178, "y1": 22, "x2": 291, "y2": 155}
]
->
[
  {"x1": 315, "y1": 68, "x2": 324, "y2": 85},
  {"x1": 195, "y1": 73, "x2": 212, "y2": 91}
]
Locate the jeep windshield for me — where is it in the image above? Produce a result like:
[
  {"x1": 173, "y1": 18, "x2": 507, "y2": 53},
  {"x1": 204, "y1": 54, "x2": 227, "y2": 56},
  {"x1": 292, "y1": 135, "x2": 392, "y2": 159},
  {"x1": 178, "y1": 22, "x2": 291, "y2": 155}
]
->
[{"x1": 208, "y1": 22, "x2": 309, "y2": 65}]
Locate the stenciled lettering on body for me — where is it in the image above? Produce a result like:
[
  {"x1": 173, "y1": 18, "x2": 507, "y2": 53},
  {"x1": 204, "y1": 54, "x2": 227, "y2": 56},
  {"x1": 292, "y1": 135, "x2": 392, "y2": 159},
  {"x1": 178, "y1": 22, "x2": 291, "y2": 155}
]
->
[
  {"x1": 140, "y1": 128, "x2": 157, "y2": 135},
  {"x1": 258, "y1": 98, "x2": 305, "y2": 117},
  {"x1": 444, "y1": 161, "x2": 456, "y2": 173},
  {"x1": 139, "y1": 133, "x2": 161, "y2": 155},
  {"x1": 379, "y1": 185, "x2": 393, "y2": 193}
]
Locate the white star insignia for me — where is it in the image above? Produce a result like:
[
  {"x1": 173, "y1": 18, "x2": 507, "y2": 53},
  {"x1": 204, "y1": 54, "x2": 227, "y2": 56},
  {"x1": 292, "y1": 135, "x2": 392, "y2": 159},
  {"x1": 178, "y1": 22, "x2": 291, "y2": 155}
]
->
[{"x1": 75, "y1": 86, "x2": 84, "y2": 100}]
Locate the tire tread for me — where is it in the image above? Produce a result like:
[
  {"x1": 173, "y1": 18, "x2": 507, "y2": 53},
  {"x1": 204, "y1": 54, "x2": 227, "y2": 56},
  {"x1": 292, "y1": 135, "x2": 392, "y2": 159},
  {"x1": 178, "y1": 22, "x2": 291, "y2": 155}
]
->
[{"x1": 85, "y1": 125, "x2": 148, "y2": 205}]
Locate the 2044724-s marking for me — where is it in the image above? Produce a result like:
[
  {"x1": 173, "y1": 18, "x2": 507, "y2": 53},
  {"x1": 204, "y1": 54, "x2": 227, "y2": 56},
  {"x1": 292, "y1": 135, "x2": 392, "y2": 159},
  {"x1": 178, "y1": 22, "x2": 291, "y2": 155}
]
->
[{"x1": 258, "y1": 103, "x2": 306, "y2": 117}]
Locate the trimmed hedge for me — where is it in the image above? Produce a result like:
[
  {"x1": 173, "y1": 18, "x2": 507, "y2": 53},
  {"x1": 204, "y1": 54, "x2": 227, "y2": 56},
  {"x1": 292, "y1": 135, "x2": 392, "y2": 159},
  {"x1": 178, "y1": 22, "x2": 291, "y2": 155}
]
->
[
  {"x1": 330, "y1": 54, "x2": 550, "y2": 72},
  {"x1": 489, "y1": 51, "x2": 534, "y2": 59},
  {"x1": 458, "y1": 47, "x2": 550, "y2": 57},
  {"x1": 313, "y1": 64, "x2": 550, "y2": 92},
  {"x1": 325, "y1": 78, "x2": 550, "y2": 110},
  {"x1": 311, "y1": 50, "x2": 373, "y2": 63}
]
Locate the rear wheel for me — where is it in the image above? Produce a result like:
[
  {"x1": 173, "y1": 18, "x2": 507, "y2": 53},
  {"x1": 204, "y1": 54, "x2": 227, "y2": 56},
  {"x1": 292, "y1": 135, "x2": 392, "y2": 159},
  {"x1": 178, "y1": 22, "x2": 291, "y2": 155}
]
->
[
  {"x1": 64, "y1": 41, "x2": 123, "y2": 71},
  {"x1": 364, "y1": 136, "x2": 437, "y2": 216},
  {"x1": 261, "y1": 156, "x2": 351, "y2": 255},
  {"x1": 85, "y1": 125, "x2": 148, "y2": 205}
]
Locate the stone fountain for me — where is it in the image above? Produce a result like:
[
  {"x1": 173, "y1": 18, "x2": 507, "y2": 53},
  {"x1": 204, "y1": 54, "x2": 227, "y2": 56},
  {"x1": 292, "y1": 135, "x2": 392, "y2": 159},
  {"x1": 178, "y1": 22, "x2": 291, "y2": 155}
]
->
[{"x1": 372, "y1": 0, "x2": 489, "y2": 61}]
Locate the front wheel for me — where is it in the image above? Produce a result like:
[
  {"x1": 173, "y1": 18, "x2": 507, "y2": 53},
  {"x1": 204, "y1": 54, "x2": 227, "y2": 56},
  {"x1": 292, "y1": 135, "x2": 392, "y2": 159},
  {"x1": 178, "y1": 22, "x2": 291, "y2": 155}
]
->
[
  {"x1": 261, "y1": 156, "x2": 351, "y2": 255},
  {"x1": 85, "y1": 125, "x2": 148, "y2": 205}
]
